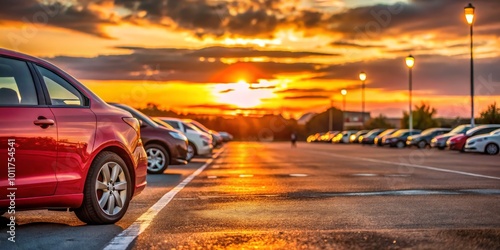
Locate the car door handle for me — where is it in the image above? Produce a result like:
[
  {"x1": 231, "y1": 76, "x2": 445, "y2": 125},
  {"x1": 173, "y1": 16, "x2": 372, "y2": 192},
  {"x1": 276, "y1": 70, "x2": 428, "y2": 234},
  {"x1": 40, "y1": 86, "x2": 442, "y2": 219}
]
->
[{"x1": 34, "y1": 117, "x2": 55, "y2": 128}]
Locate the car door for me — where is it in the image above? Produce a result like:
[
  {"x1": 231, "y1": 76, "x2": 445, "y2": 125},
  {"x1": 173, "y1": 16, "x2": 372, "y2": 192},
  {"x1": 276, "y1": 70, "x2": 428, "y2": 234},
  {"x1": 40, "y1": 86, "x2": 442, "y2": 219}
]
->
[
  {"x1": 0, "y1": 57, "x2": 58, "y2": 199},
  {"x1": 34, "y1": 65, "x2": 96, "y2": 195}
]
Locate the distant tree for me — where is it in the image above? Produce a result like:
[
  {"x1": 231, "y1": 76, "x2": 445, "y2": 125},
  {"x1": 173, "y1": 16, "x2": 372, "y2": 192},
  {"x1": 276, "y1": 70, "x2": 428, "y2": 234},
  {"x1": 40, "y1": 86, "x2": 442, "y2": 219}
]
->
[
  {"x1": 305, "y1": 107, "x2": 343, "y2": 134},
  {"x1": 365, "y1": 114, "x2": 394, "y2": 129},
  {"x1": 401, "y1": 102, "x2": 439, "y2": 129},
  {"x1": 479, "y1": 102, "x2": 500, "y2": 124}
]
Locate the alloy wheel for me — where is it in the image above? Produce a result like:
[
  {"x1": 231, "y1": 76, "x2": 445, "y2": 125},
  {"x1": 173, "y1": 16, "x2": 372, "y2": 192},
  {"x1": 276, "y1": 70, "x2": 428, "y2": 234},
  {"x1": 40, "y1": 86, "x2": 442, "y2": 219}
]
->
[
  {"x1": 95, "y1": 161, "x2": 128, "y2": 216},
  {"x1": 485, "y1": 144, "x2": 499, "y2": 155},
  {"x1": 147, "y1": 147, "x2": 166, "y2": 172}
]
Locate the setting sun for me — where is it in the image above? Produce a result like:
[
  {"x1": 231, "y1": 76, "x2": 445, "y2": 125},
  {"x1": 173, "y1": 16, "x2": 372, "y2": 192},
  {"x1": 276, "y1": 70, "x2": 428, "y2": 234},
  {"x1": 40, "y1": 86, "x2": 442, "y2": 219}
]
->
[{"x1": 214, "y1": 79, "x2": 276, "y2": 109}]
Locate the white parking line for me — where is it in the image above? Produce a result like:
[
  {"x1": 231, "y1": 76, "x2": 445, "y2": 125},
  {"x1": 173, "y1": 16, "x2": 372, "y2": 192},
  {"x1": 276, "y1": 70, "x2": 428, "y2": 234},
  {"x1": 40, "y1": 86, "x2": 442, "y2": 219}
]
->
[
  {"x1": 103, "y1": 149, "x2": 225, "y2": 250},
  {"x1": 309, "y1": 150, "x2": 500, "y2": 181}
]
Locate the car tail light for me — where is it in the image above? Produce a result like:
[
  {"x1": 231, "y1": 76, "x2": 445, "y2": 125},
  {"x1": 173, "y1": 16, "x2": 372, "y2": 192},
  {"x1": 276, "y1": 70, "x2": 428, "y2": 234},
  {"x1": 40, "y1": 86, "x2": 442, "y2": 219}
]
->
[{"x1": 122, "y1": 117, "x2": 140, "y2": 133}]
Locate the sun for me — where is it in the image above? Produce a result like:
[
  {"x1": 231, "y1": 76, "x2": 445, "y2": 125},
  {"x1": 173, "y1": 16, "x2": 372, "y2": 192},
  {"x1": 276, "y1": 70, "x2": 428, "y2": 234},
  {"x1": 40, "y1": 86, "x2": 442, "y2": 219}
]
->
[{"x1": 214, "y1": 79, "x2": 275, "y2": 109}]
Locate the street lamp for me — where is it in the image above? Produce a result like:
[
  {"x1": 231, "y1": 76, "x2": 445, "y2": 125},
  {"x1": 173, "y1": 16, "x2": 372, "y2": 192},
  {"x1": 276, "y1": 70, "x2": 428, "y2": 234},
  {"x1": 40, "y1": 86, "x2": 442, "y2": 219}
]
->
[
  {"x1": 328, "y1": 98, "x2": 334, "y2": 131},
  {"x1": 405, "y1": 55, "x2": 415, "y2": 132},
  {"x1": 465, "y1": 3, "x2": 475, "y2": 127},
  {"x1": 359, "y1": 72, "x2": 367, "y2": 125},
  {"x1": 341, "y1": 89, "x2": 347, "y2": 111}
]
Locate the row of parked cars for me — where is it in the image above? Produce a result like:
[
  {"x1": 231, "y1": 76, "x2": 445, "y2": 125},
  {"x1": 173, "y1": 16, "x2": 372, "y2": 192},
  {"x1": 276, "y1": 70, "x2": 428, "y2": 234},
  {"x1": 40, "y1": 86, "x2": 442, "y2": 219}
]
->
[
  {"x1": 307, "y1": 124, "x2": 500, "y2": 155},
  {"x1": 0, "y1": 49, "x2": 232, "y2": 225}
]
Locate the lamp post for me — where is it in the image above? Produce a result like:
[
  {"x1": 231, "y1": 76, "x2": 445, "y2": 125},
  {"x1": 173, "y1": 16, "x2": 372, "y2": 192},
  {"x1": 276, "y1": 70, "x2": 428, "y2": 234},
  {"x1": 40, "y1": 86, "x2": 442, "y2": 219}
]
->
[
  {"x1": 405, "y1": 55, "x2": 415, "y2": 132},
  {"x1": 465, "y1": 3, "x2": 475, "y2": 127},
  {"x1": 328, "y1": 98, "x2": 333, "y2": 131},
  {"x1": 341, "y1": 89, "x2": 347, "y2": 112},
  {"x1": 359, "y1": 72, "x2": 367, "y2": 126}
]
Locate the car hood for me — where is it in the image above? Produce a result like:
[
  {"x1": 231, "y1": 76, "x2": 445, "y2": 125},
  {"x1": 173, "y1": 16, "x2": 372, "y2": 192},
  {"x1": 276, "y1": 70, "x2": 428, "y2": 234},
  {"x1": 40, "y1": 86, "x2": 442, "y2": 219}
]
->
[
  {"x1": 435, "y1": 133, "x2": 458, "y2": 140},
  {"x1": 449, "y1": 134, "x2": 466, "y2": 141}
]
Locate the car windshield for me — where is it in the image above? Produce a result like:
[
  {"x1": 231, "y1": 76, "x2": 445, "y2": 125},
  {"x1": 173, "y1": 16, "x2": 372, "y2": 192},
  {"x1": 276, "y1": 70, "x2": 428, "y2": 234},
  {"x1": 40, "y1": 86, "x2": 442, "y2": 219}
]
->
[
  {"x1": 420, "y1": 128, "x2": 436, "y2": 136},
  {"x1": 491, "y1": 128, "x2": 500, "y2": 135},
  {"x1": 187, "y1": 120, "x2": 210, "y2": 133},
  {"x1": 152, "y1": 118, "x2": 175, "y2": 129},
  {"x1": 449, "y1": 125, "x2": 470, "y2": 134},
  {"x1": 392, "y1": 130, "x2": 408, "y2": 137},
  {"x1": 378, "y1": 129, "x2": 395, "y2": 137},
  {"x1": 466, "y1": 126, "x2": 494, "y2": 136}
]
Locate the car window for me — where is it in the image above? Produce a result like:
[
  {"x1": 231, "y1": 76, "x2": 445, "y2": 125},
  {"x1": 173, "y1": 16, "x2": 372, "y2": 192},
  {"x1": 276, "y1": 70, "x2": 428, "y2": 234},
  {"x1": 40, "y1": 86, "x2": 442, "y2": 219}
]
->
[
  {"x1": 473, "y1": 127, "x2": 500, "y2": 136},
  {"x1": 165, "y1": 120, "x2": 181, "y2": 129},
  {"x1": 0, "y1": 57, "x2": 38, "y2": 106},
  {"x1": 36, "y1": 65, "x2": 84, "y2": 106},
  {"x1": 183, "y1": 122, "x2": 198, "y2": 131}
]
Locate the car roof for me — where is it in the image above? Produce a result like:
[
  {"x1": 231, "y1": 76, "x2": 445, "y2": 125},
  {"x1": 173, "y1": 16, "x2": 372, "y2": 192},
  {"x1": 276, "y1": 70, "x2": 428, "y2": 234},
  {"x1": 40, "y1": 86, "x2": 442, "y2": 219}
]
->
[{"x1": 156, "y1": 117, "x2": 182, "y2": 122}]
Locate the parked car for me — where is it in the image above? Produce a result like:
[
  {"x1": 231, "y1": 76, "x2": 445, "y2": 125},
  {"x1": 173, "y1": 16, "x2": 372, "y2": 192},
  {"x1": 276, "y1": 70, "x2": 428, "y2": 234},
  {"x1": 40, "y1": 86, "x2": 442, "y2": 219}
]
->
[
  {"x1": 110, "y1": 103, "x2": 188, "y2": 174},
  {"x1": 447, "y1": 124, "x2": 500, "y2": 151},
  {"x1": 333, "y1": 130, "x2": 358, "y2": 143},
  {"x1": 350, "y1": 130, "x2": 369, "y2": 143},
  {"x1": 0, "y1": 49, "x2": 147, "y2": 224},
  {"x1": 384, "y1": 129, "x2": 421, "y2": 148},
  {"x1": 307, "y1": 133, "x2": 322, "y2": 143},
  {"x1": 430, "y1": 124, "x2": 472, "y2": 150},
  {"x1": 374, "y1": 129, "x2": 397, "y2": 146},
  {"x1": 184, "y1": 119, "x2": 222, "y2": 147},
  {"x1": 407, "y1": 128, "x2": 451, "y2": 148},
  {"x1": 464, "y1": 128, "x2": 500, "y2": 155},
  {"x1": 322, "y1": 131, "x2": 339, "y2": 142},
  {"x1": 156, "y1": 117, "x2": 212, "y2": 161},
  {"x1": 219, "y1": 131, "x2": 234, "y2": 142},
  {"x1": 359, "y1": 129, "x2": 384, "y2": 145}
]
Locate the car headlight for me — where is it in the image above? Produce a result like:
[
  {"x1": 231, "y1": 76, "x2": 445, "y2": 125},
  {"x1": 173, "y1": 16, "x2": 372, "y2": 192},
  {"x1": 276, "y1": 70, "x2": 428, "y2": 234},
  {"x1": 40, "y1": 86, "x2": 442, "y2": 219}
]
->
[{"x1": 169, "y1": 131, "x2": 187, "y2": 141}]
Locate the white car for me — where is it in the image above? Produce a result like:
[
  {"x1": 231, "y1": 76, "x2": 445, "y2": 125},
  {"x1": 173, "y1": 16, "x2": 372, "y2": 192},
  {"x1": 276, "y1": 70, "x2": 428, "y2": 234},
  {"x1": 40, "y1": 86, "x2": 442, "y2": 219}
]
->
[
  {"x1": 464, "y1": 128, "x2": 500, "y2": 155},
  {"x1": 156, "y1": 117, "x2": 213, "y2": 161}
]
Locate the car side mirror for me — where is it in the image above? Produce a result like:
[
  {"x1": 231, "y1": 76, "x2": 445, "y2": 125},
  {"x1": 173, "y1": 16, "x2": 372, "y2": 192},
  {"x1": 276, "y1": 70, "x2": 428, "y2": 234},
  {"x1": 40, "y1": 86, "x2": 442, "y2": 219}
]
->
[{"x1": 139, "y1": 120, "x2": 146, "y2": 128}]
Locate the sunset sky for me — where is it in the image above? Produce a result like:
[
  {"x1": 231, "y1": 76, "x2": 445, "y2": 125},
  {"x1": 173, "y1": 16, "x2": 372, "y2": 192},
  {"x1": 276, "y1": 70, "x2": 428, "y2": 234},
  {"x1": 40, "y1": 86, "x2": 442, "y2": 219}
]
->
[{"x1": 1, "y1": 0, "x2": 499, "y2": 118}]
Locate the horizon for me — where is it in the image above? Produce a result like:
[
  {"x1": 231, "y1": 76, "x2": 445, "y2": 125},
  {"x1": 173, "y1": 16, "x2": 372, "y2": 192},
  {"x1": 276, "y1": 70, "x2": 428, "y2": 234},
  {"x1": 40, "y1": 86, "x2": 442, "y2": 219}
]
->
[{"x1": 1, "y1": 0, "x2": 499, "y2": 119}]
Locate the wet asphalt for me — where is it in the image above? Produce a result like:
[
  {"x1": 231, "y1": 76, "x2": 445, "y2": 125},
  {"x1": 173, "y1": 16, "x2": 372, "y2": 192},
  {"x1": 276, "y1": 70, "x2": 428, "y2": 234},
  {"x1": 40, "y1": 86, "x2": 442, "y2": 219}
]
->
[{"x1": 1, "y1": 142, "x2": 500, "y2": 249}]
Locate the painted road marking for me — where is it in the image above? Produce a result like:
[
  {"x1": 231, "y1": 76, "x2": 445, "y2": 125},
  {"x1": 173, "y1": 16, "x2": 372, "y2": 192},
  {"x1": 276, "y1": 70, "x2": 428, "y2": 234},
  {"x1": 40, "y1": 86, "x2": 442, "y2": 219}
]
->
[
  {"x1": 103, "y1": 149, "x2": 225, "y2": 250},
  {"x1": 309, "y1": 150, "x2": 500, "y2": 181}
]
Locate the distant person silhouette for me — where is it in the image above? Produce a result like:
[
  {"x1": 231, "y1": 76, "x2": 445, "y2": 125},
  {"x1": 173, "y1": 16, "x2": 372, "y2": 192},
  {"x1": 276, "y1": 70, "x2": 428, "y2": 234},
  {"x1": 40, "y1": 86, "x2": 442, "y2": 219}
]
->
[{"x1": 291, "y1": 132, "x2": 297, "y2": 148}]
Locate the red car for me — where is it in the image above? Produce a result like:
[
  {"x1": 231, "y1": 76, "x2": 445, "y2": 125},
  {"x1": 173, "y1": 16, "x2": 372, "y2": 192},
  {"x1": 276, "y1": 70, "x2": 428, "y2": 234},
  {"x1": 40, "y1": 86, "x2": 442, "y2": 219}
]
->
[
  {"x1": 447, "y1": 124, "x2": 500, "y2": 151},
  {"x1": 0, "y1": 49, "x2": 147, "y2": 224}
]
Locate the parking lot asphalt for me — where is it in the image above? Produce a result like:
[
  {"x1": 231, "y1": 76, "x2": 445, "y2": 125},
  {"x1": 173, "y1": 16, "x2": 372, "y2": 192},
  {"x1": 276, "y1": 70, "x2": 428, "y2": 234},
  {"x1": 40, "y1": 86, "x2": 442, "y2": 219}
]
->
[{"x1": 2, "y1": 142, "x2": 500, "y2": 249}]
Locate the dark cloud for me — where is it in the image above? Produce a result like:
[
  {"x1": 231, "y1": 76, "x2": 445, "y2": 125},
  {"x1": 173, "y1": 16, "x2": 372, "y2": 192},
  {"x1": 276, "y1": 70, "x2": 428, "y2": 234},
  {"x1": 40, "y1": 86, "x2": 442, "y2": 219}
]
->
[
  {"x1": 1, "y1": 0, "x2": 499, "y2": 42},
  {"x1": 0, "y1": 0, "x2": 115, "y2": 38},
  {"x1": 312, "y1": 55, "x2": 500, "y2": 96},
  {"x1": 219, "y1": 88, "x2": 234, "y2": 93},
  {"x1": 283, "y1": 95, "x2": 330, "y2": 100},
  {"x1": 45, "y1": 46, "x2": 321, "y2": 83},
  {"x1": 249, "y1": 85, "x2": 276, "y2": 90},
  {"x1": 330, "y1": 41, "x2": 386, "y2": 49},
  {"x1": 184, "y1": 103, "x2": 237, "y2": 110},
  {"x1": 275, "y1": 88, "x2": 327, "y2": 94},
  {"x1": 45, "y1": 44, "x2": 500, "y2": 96}
]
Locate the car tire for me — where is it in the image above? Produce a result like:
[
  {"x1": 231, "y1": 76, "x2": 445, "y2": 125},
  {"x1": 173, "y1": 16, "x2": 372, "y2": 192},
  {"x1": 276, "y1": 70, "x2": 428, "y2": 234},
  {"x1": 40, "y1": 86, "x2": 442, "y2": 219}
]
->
[
  {"x1": 145, "y1": 144, "x2": 169, "y2": 174},
  {"x1": 485, "y1": 143, "x2": 499, "y2": 155},
  {"x1": 396, "y1": 141, "x2": 405, "y2": 148},
  {"x1": 186, "y1": 142, "x2": 197, "y2": 161},
  {"x1": 417, "y1": 140, "x2": 427, "y2": 149},
  {"x1": 75, "y1": 152, "x2": 132, "y2": 225}
]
